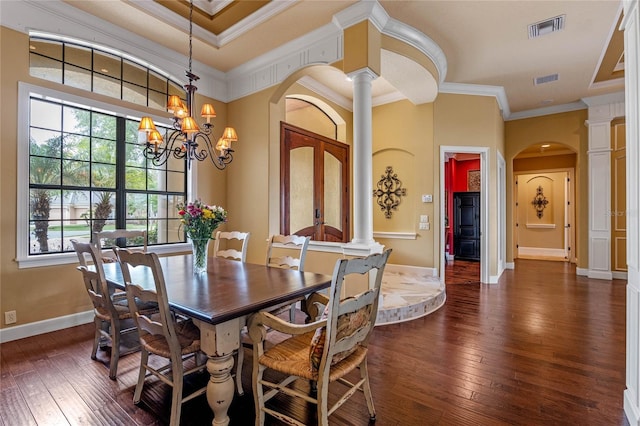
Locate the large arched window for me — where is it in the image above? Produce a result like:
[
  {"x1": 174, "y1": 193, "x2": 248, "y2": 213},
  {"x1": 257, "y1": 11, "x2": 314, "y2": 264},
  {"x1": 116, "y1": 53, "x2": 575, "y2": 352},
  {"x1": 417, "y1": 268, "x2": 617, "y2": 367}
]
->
[{"x1": 19, "y1": 35, "x2": 189, "y2": 267}]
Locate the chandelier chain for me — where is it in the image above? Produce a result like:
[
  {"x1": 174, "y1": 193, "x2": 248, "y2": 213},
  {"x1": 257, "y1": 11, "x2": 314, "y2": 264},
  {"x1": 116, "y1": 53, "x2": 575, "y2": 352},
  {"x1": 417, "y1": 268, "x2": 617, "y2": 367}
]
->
[{"x1": 188, "y1": 0, "x2": 193, "y2": 75}]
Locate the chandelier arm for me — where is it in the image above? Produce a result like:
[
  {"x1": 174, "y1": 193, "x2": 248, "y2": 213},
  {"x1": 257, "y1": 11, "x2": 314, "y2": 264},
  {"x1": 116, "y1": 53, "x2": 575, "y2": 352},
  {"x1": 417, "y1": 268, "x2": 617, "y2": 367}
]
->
[
  {"x1": 195, "y1": 131, "x2": 227, "y2": 170},
  {"x1": 142, "y1": 130, "x2": 186, "y2": 167}
]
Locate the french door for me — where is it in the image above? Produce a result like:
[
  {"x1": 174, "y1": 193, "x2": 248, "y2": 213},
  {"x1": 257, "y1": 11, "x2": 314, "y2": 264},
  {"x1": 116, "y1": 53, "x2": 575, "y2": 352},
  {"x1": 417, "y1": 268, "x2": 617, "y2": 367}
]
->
[{"x1": 280, "y1": 122, "x2": 349, "y2": 242}]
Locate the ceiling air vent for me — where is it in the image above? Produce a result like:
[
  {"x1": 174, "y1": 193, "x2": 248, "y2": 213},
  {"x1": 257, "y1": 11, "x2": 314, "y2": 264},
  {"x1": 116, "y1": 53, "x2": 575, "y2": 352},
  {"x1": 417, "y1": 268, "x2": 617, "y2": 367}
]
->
[
  {"x1": 534, "y1": 73, "x2": 559, "y2": 85},
  {"x1": 528, "y1": 15, "x2": 565, "y2": 39}
]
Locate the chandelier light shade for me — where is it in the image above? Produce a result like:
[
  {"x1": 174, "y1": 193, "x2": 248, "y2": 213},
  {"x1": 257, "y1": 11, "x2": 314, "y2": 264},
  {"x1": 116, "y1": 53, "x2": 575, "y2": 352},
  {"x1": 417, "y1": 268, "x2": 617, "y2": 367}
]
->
[{"x1": 138, "y1": 0, "x2": 237, "y2": 170}]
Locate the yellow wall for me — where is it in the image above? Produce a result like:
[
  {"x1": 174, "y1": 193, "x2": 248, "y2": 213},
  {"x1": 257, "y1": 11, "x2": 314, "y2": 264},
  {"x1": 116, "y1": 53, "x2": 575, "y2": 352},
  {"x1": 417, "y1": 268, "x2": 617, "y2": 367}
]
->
[
  {"x1": 516, "y1": 171, "x2": 568, "y2": 250},
  {"x1": 514, "y1": 153, "x2": 576, "y2": 172},
  {"x1": 0, "y1": 27, "x2": 227, "y2": 329},
  {"x1": 372, "y1": 100, "x2": 435, "y2": 266},
  {"x1": 434, "y1": 93, "x2": 505, "y2": 277},
  {"x1": 505, "y1": 109, "x2": 588, "y2": 268},
  {"x1": 0, "y1": 25, "x2": 513, "y2": 331}
]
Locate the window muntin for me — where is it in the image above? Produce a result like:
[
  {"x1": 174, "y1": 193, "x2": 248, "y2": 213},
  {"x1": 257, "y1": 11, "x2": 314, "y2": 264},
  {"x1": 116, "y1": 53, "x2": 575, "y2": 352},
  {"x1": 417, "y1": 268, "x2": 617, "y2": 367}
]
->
[
  {"x1": 27, "y1": 97, "x2": 187, "y2": 256},
  {"x1": 29, "y1": 36, "x2": 181, "y2": 109}
]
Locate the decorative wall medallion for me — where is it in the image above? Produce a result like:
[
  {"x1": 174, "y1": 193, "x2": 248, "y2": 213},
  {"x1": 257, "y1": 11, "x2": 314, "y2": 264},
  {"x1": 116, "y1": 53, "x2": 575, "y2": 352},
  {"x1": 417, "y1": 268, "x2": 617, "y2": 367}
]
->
[
  {"x1": 373, "y1": 166, "x2": 407, "y2": 219},
  {"x1": 531, "y1": 185, "x2": 549, "y2": 218}
]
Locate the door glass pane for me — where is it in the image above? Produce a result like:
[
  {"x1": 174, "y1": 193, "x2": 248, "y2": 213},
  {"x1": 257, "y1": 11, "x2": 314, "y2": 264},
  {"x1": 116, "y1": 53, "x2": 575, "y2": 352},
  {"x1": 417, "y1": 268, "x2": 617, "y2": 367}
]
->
[
  {"x1": 290, "y1": 147, "x2": 314, "y2": 234},
  {"x1": 324, "y1": 151, "x2": 341, "y2": 231}
]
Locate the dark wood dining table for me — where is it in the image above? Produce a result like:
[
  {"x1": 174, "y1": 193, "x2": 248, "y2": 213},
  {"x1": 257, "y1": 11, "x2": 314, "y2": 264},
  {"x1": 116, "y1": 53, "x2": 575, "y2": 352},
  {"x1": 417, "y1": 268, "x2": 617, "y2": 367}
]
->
[{"x1": 102, "y1": 254, "x2": 332, "y2": 426}]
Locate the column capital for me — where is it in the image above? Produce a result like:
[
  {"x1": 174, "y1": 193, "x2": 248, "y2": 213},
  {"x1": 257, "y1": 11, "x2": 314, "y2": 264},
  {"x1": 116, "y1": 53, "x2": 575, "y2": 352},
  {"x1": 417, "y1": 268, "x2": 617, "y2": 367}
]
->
[{"x1": 347, "y1": 67, "x2": 379, "y2": 82}]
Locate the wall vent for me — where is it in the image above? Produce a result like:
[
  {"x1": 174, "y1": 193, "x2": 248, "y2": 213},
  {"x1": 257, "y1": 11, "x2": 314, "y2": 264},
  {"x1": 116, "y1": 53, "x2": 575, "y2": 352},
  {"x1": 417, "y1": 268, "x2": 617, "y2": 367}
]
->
[
  {"x1": 528, "y1": 15, "x2": 565, "y2": 39},
  {"x1": 534, "y1": 73, "x2": 559, "y2": 85}
]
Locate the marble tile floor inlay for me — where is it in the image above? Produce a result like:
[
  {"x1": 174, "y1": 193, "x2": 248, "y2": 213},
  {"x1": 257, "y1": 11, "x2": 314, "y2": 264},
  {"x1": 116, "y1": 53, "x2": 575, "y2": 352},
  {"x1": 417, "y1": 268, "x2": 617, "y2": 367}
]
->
[{"x1": 376, "y1": 267, "x2": 446, "y2": 326}]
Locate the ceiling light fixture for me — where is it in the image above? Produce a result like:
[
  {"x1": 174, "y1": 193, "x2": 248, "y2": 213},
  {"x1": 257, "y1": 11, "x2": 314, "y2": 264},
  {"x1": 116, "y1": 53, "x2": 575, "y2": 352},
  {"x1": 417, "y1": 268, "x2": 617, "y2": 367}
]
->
[{"x1": 138, "y1": 0, "x2": 237, "y2": 170}]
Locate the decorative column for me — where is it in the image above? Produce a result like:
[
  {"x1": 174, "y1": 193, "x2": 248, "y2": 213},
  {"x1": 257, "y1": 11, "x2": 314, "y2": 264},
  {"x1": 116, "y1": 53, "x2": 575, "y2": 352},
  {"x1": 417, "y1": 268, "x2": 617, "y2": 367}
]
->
[
  {"x1": 340, "y1": 20, "x2": 384, "y2": 256},
  {"x1": 623, "y1": 0, "x2": 640, "y2": 424},
  {"x1": 350, "y1": 67, "x2": 378, "y2": 246},
  {"x1": 583, "y1": 95, "x2": 625, "y2": 280}
]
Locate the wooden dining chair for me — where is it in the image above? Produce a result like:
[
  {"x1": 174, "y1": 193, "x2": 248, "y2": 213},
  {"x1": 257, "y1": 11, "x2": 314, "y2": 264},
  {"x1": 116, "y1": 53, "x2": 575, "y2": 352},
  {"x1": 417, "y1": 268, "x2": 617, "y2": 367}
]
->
[
  {"x1": 93, "y1": 229, "x2": 147, "y2": 263},
  {"x1": 213, "y1": 230, "x2": 250, "y2": 262},
  {"x1": 71, "y1": 239, "x2": 155, "y2": 380},
  {"x1": 265, "y1": 234, "x2": 311, "y2": 320},
  {"x1": 248, "y1": 249, "x2": 391, "y2": 426},
  {"x1": 265, "y1": 234, "x2": 310, "y2": 271},
  {"x1": 235, "y1": 234, "x2": 311, "y2": 395},
  {"x1": 115, "y1": 248, "x2": 206, "y2": 426}
]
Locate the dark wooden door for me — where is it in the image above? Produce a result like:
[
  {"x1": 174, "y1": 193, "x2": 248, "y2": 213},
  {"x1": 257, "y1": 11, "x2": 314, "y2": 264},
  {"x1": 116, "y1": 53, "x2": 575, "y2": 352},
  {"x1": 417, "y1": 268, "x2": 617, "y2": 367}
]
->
[
  {"x1": 454, "y1": 192, "x2": 480, "y2": 261},
  {"x1": 281, "y1": 122, "x2": 349, "y2": 242}
]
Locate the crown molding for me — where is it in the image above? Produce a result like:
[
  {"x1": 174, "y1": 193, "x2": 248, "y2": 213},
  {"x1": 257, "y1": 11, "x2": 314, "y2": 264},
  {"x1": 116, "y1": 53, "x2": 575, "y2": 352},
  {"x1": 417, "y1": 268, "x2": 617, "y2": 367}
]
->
[
  {"x1": 440, "y1": 82, "x2": 510, "y2": 119},
  {"x1": 582, "y1": 91, "x2": 626, "y2": 107},
  {"x1": 1, "y1": 0, "x2": 227, "y2": 101},
  {"x1": 507, "y1": 101, "x2": 588, "y2": 121},
  {"x1": 131, "y1": 0, "x2": 296, "y2": 48}
]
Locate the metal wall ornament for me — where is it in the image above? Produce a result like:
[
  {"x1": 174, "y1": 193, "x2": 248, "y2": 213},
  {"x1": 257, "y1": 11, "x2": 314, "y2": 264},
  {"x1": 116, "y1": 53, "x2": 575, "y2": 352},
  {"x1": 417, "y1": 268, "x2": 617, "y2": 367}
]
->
[
  {"x1": 531, "y1": 185, "x2": 549, "y2": 219},
  {"x1": 373, "y1": 166, "x2": 407, "y2": 219}
]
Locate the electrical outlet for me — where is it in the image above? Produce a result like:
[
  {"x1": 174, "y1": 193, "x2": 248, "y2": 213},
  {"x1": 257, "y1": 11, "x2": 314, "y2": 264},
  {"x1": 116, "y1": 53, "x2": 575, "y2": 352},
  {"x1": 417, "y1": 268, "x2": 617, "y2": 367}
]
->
[
  {"x1": 421, "y1": 194, "x2": 433, "y2": 203},
  {"x1": 420, "y1": 215, "x2": 428, "y2": 223},
  {"x1": 419, "y1": 222, "x2": 428, "y2": 230},
  {"x1": 5, "y1": 310, "x2": 17, "y2": 325}
]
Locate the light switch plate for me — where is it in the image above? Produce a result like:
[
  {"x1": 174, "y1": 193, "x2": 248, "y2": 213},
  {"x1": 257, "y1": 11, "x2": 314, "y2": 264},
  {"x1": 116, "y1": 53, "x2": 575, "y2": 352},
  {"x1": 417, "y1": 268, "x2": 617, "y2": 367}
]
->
[
  {"x1": 420, "y1": 215, "x2": 428, "y2": 223},
  {"x1": 421, "y1": 194, "x2": 433, "y2": 203}
]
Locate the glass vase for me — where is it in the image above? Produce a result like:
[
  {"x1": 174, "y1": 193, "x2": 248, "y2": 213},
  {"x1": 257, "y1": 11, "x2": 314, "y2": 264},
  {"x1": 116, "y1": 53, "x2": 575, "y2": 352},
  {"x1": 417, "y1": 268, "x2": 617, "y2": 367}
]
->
[{"x1": 191, "y1": 238, "x2": 210, "y2": 274}]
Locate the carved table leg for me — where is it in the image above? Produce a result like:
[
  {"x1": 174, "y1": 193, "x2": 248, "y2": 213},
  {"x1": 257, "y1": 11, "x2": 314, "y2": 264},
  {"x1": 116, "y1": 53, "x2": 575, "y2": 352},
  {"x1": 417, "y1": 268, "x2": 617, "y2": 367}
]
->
[
  {"x1": 206, "y1": 354, "x2": 235, "y2": 426},
  {"x1": 194, "y1": 318, "x2": 241, "y2": 426}
]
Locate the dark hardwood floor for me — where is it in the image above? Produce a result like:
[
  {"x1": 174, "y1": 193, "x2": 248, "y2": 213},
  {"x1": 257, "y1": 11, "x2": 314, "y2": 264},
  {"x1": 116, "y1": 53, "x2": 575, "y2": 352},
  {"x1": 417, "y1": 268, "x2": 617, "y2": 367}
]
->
[
  {"x1": 0, "y1": 259, "x2": 628, "y2": 425},
  {"x1": 445, "y1": 259, "x2": 480, "y2": 284}
]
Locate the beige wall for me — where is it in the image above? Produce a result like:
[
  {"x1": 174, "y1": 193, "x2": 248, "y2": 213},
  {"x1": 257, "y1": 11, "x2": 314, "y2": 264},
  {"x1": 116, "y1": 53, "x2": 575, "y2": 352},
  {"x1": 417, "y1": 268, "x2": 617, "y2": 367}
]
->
[
  {"x1": 434, "y1": 93, "x2": 505, "y2": 277},
  {"x1": 372, "y1": 100, "x2": 435, "y2": 266},
  {"x1": 505, "y1": 109, "x2": 588, "y2": 268},
  {"x1": 0, "y1": 25, "x2": 511, "y2": 331},
  {"x1": 0, "y1": 27, "x2": 227, "y2": 330},
  {"x1": 514, "y1": 153, "x2": 576, "y2": 172},
  {"x1": 516, "y1": 171, "x2": 567, "y2": 250}
]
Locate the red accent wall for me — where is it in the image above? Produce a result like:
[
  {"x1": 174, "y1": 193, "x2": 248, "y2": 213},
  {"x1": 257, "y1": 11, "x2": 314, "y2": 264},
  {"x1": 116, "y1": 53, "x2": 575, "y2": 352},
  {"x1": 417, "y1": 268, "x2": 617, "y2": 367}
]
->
[
  {"x1": 445, "y1": 158, "x2": 480, "y2": 255},
  {"x1": 453, "y1": 159, "x2": 480, "y2": 192}
]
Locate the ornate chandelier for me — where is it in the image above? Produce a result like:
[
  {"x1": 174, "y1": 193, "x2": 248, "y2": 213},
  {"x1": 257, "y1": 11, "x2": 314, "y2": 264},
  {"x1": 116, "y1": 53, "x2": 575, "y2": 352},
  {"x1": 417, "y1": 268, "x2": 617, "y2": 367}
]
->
[{"x1": 138, "y1": 0, "x2": 237, "y2": 170}]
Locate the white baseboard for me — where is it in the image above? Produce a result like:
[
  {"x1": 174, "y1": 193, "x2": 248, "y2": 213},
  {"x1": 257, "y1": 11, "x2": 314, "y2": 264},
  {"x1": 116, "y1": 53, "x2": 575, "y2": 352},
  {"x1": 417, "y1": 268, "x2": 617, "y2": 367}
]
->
[
  {"x1": 576, "y1": 267, "x2": 589, "y2": 276},
  {"x1": 505, "y1": 262, "x2": 515, "y2": 269},
  {"x1": 0, "y1": 310, "x2": 94, "y2": 344},
  {"x1": 613, "y1": 271, "x2": 628, "y2": 280},
  {"x1": 625, "y1": 389, "x2": 640, "y2": 426},
  {"x1": 588, "y1": 270, "x2": 614, "y2": 280},
  {"x1": 489, "y1": 266, "x2": 506, "y2": 284}
]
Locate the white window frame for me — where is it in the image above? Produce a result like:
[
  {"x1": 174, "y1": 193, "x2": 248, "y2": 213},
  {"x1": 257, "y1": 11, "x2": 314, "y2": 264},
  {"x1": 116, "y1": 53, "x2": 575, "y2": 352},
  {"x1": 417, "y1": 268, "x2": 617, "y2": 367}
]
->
[{"x1": 17, "y1": 82, "x2": 195, "y2": 268}]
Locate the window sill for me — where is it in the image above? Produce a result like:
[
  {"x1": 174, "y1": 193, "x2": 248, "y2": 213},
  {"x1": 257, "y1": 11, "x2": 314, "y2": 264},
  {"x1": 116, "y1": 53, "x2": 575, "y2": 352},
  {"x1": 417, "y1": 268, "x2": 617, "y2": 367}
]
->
[{"x1": 15, "y1": 243, "x2": 192, "y2": 269}]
